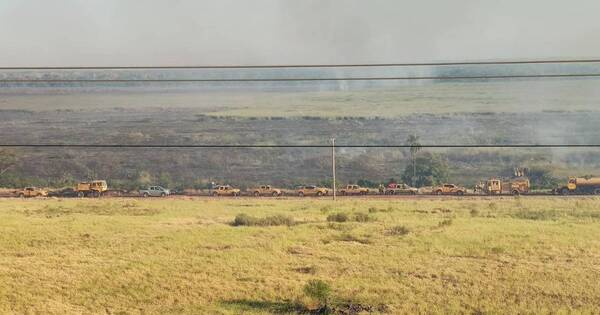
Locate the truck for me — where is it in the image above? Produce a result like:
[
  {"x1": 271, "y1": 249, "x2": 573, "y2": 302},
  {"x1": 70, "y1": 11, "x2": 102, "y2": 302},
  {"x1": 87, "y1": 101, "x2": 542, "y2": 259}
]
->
[
  {"x1": 139, "y1": 186, "x2": 170, "y2": 197},
  {"x1": 211, "y1": 185, "x2": 240, "y2": 197},
  {"x1": 384, "y1": 183, "x2": 418, "y2": 195},
  {"x1": 297, "y1": 185, "x2": 329, "y2": 197},
  {"x1": 251, "y1": 185, "x2": 282, "y2": 197},
  {"x1": 75, "y1": 180, "x2": 108, "y2": 197},
  {"x1": 556, "y1": 177, "x2": 600, "y2": 195},
  {"x1": 432, "y1": 183, "x2": 467, "y2": 196},
  {"x1": 16, "y1": 187, "x2": 48, "y2": 198},
  {"x1": 340, "y1": 184, "x2": 369, "y2": 196},
  {"x1": 477, "y1": 178, "x2": 530, "y2": 195}
]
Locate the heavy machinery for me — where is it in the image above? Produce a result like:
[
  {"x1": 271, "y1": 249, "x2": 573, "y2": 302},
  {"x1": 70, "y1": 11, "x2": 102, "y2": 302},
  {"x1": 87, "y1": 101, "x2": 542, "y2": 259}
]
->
[
  {"x1": 432, "y1": 183, "x2": 467, "y2": 196},
  {"x1": 297, "y1": 185, "x2": 329, "y2": 197},
  {"x1": 75, "y1": 180, "x2": 108, "y2": 197},
  {"x1": 16, "y1": 187, "x2": 48, "y2": 198},
  {"x1": 477, "y1": 178, "x2": 530, "y2": 195},
  {"x1": 212, "y1": 185, "x2": 240, "y2": 197},
  {"x1": 384, "y1": 183, "x2": 418, "y2": 195},
  {"x1": 251, "y1": 185, "x2": 282, "y2": 197},
  {"x1": 556, "y1": 177, "x2": 600, "y2": 195},
  {"x1": 340, "y1": 184, "x2": 369, "y2": 196}
]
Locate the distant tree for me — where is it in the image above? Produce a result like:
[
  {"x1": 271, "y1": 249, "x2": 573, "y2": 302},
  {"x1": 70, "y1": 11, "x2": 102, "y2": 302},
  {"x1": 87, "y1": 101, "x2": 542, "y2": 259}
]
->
[
  {"x1": 526, "y1": 166, "x2": 559, "y2": 189},
  {"x1": 405, "y1": 134, "x2": 422, "y2": 186},
  {"x1": 357, "y1": 179, "x2": 378, "y2": 188},
  {"x1": 0, "y1": 149, "x2": 17, "y2": 179},
  {"x1": 401, "y1": 152, "x2": 448, "y2": 187}
]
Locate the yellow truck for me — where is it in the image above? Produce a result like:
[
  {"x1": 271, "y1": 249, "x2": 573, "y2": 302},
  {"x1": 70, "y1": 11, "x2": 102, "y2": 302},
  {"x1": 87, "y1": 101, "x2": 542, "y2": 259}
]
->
[
  {"x1": 75, "y1": 180, "x2": 108, "y2": 197},
  {"x1": 212, "y1": 185, "x2": 241, "y2": 197},
  {"x1": 556, "y1": 177, "x2": 600, "y2": 195},
  {"x1": 477, "y1": 178, "x2": 530, "y2": 195},
  {"x1": 16, "y1": 187, "x2": 48, "y2": 198},
  {"x1": 251, "y1": 185, "x2": 282, "y2": 197},
  {"x1": 340, "y1": 184, "x2": 369, "y2": 196}
]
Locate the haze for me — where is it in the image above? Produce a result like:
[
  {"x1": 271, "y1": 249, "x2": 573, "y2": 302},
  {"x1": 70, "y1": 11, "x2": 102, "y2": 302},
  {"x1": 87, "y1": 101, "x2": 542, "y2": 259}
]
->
[{"x1": 1, "y1": 0, "x2": 600, "y2": 67}]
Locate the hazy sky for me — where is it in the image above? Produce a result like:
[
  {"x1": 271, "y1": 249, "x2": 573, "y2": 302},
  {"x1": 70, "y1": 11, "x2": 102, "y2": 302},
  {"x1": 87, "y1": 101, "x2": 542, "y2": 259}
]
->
[{"x1": 1, "y1": 0, "x2": 599, "y2": 66}]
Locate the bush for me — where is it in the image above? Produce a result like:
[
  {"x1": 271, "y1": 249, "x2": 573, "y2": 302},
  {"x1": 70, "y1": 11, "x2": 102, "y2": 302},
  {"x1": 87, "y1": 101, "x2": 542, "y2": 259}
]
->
[
  {"x1": 232, "y1": 213, "x2": 295, "y2": 226},
  {"x1": 387, "y1": 225, "x2": 410, "y2": 236},
  {"x1": 470, "y1": 208, "x2": 480, "y2": 217},
  {"x1": 303, "y1": 279, "x2": 332, "y2": 308},
  {"x1": 353, "y1": 212, "x2": 374, "y2": 222},
  {"x1": 327, "y1": 212, "x2": 349, "y2": 223},
  {"x1": 327, "y1": 212, "x2": 374, "y2": 223}
]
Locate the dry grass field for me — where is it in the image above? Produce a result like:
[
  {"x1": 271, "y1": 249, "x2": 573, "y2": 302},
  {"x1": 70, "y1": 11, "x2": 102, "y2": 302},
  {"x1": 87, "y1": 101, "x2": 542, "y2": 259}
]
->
[{"x1": 1, "y1": 197, "x2": 599, "y2": 314}]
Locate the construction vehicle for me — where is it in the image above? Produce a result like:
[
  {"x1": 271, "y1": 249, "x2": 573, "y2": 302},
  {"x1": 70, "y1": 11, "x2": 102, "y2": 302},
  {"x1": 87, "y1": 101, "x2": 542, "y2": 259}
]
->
[
  {"x1": 476, "y1": 178, "x2": 530, "y2": 195},
  {"x1": 16, "y1": 187, "x2": 48, "y2": 198},
  {"x1": 251, "y1": 185, "x2": 282, "y2": 197},
  {"x1": 75, "y1": 180, "x2": 108, "y2": 197},
  {"x1": 297, "y1": 185, "x2": 329, "y2": 197},
  {"x1": 432, "y1": 183, "x2": 467, "y2": 196},
  {"x1": 384, "y1": 183, "x2": 417, "y2": 195},
  {"x1": 139, "y1": 186, "x2": 170, "y2": 197},
  {"x1": 211, "y1": 185, "x2": 240, "y2": 197},
  {"x1": 340, "y1": 184, "x2": 369, "y2": 196},
  {"x1": 556, "y1": 177, "x2": 600, "y2": 195}
]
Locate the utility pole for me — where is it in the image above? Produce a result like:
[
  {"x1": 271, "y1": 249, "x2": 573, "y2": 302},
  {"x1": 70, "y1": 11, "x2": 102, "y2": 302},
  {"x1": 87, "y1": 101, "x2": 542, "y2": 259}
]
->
[{"x1": 331, "y1": 138, "x2": 336, "y2": 201}]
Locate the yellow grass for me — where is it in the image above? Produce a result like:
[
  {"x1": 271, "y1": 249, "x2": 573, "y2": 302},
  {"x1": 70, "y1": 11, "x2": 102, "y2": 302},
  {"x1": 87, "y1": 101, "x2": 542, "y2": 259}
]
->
[{"x1": 0, "y1": 197, "x2": 599, "y2": 314}]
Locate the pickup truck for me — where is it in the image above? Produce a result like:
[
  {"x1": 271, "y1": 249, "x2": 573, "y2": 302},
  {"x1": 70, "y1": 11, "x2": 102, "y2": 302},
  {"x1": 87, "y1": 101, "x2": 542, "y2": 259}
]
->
[
  {"x1": 15, "y1": 187, "x2": 48, "y2": 198},
  {"x1": 140, "y1": 186, "x2": 170, "y2": 197},
  {"x1": 212, "y1": 185, "x2": 241, "y2": 197},
  {"x1": 297, "y1": 185, "x2": 329, "y2": 197},
  {"x1": 340, "y1": 184, "x2": 369, "y2": 195},
  {"x1": 385, "y1": 183, "x2": 418, "y2": 195},
  {"x1": 432, "y1": 183, "x2": 467, "y2": 196},
  {"x1": 251, "y1": 185, "x2": 282, "y2": 197}
]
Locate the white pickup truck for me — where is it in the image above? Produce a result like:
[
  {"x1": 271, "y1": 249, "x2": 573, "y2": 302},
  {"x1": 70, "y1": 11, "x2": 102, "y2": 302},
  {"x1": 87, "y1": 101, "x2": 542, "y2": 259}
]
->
[{"x1": 139, "y1": 186, "x2": 170, "y2": 197}]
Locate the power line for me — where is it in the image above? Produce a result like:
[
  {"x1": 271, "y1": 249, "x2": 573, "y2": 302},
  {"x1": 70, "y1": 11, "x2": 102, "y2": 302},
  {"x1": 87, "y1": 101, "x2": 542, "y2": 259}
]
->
[
  {"x1": 2, "y1": 73, "x2": 600, "y2": 83},
  {"x1": 1, "y1": 58, "x2": 600, "y2": 70},
  {"x1": 1, "y1": 144, "x2": 599, "y2": 148}
]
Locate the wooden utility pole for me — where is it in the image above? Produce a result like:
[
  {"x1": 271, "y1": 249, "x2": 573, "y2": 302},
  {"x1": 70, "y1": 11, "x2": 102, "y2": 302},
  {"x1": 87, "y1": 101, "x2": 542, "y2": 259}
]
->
[{"x1": 331, "y1": 138, "x2": 336, "y2": 201}]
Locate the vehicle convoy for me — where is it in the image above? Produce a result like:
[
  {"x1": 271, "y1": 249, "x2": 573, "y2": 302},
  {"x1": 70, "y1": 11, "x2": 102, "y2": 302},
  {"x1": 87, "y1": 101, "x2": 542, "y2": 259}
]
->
[
  {"x1": 555, "y1": 177, "x2": 600, "y2": 195},
  {"x1": 251, "y1": 185, "x2": 282, "y2": 197},
  {"x1": 15, "y1": 187, "x2": 48, "y2": 198},
  {"x1": 212, "y1": 185, "x2": 240, "y2": 197},
  {"x1": 297, "y1": 185, "x2": 329, "y2": 197},
  {"x1": 476, "y1": 178, "x2": 530, "y2": 195},
  {"x1": 140, "y1": 186, "x2": 170, "y2": 197},
  {"x1": 433, "y1": 183, "x2": 467, "y2": 196},
  {"x1": 340, "y1": 184, "x2": 369, "y2": 195},
  {"x1": 384, "y1": 183, "x2": 418, "y2": 195}
]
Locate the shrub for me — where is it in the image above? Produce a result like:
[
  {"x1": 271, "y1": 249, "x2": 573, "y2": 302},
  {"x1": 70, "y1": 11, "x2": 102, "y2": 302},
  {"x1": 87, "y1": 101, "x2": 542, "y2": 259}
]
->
[
  {"x1": 387, "y1": 225, "x2": 410, "y2": 236},
  {"x1": 512, "y1": 209, "x2": 560, "y2": 221},
  {"x1": 470, "y1": 208, "x2": 480, "y2": 217},
  {"x1": 353, "y1": 212, "x2": 374, "y2": 222},
  {"x1": 336, "y1": 233, "x2": 372, "y2": 244},
  {"x1": 438, "y1": 219, "x2": 453, "y2": 227},
  {"x1": 327, "y1": 212, "x2": 349, "y2": 223},
  {"x1": 303, "y1": 280, "x2": 332, "y2": 308},
  {"x1": 232, "y1": 213, "x2": 295, "y2": 226}
]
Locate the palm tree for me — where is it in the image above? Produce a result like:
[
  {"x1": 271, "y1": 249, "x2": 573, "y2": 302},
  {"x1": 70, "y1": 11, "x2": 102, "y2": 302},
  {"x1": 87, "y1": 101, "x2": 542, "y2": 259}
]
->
[{"x1": 406, "y1": 134, "x2": 422, "y2": 186}]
